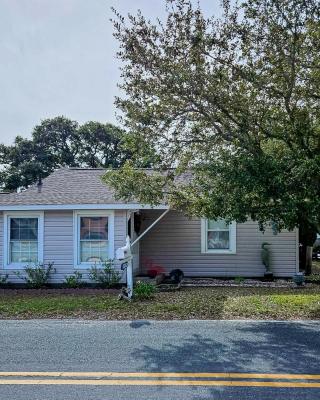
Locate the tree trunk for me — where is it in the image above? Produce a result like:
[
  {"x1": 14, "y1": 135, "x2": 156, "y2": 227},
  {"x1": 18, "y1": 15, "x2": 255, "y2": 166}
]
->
[
  {"x1": 299, "y1": 223, "x2": 317, "y2": 275},
  {"x1": 305, "y1": 246, "x2": 313, "y2": 275}
]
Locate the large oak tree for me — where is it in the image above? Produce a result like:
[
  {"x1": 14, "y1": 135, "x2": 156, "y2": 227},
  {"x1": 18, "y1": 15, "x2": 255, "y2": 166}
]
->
[
  {"x1": 0, "y1": 116, "x2": 130, "y2": 191},
  {"x1": 104, "y1": 0, "x2": 320, "y2": 272}
]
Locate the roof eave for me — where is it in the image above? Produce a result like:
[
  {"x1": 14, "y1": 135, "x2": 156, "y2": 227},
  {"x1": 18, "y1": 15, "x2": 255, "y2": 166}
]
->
[{"x1": 0, "y1": 203, "x2": 169, "y2": 211}]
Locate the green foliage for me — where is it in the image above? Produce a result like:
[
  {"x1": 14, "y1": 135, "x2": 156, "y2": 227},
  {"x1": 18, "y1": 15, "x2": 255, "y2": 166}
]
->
[
  {"x1": 107, "y1": 0, "x2": 320, "y2": 249},
  {"x1": 0, "y1": 274, "x2": 8, "y2": 287},
  {"x1": 64, "y1": 271, "x2": 83, "y2": 288},
  {"x1": 15, "y1": 262, "x2": 55, "y2": 288},
  {"x1": 134, "y1": 281, "x2": 156, "y2": 300},
  {"x1": 0, "y1": 117, "x2": 130, "y2": 191},
  {"x1": 234, "y1": 276, "x2": 245, "y2": 284},
  {"x1": 89, "y1": 261, "x2": 121, "y2": 288}
]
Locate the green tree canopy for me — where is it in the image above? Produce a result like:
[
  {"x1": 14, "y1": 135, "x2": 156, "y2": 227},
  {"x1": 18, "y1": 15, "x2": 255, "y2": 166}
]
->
[
  {"x1": 104, "y1": 0, "x2": 320, "y2": 244},
  {"x1": 0, "y1": 116, "x2": 130, "y2": 191}
]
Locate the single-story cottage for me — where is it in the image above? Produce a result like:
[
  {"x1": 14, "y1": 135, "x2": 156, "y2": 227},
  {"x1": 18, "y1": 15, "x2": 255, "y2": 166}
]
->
[{"x1": 0, "y1": 168, "x2": 298, "y2": 283}]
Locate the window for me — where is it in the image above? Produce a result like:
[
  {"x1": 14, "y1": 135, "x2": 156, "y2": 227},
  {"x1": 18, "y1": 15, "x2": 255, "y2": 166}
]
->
[
  {"x1": 201, "y1": 219, "x2": 236, "y2": 254},
  {"x1": 3, "y1": 212, "x2": 44, "y2": 268},
  {"x1": 74, "y1": 211, "x2": 114, "y2": 267}
]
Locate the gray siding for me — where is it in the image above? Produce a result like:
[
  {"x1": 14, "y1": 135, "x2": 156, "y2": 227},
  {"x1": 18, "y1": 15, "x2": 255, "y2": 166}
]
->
[
  {"x1": 0, "y1": 209, "x2": 298, "y2": 281},
  {"x1": 44, "y1": 210, "x2": 127, "y2": 282},
  {"x1": 0, "y1": 212, "x2": 3, "y2": 269},
  {"x1": 0, "y1": 210, "x2": 127, "y2": 283},
  {"x1": 140, "y1": 211, "x2": 298, "y2": 277},
  {"x1": 43, "y1": 211, "x2": 74, "y2": 282}
]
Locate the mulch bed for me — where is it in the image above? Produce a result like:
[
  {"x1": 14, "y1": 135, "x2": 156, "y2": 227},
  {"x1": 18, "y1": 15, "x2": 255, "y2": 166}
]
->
[
  {"x1": 181, "y1": 278, "x2": 297, "y2": 288},
  {"x1": 0, "y1": 288, "x2": 120, "y2": 297}
]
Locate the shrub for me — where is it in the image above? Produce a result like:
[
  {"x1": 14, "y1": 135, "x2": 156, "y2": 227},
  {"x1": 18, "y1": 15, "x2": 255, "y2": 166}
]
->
[
  {"x1": 64, "y1": 271, "x2": 83, "y2": 288},
  {"x1": 134, "y1": 281, "x2": 156, "y2": 300},
  {"x1": 0, "y1": 274, "x2": 8, "y2": 287},
  {"x1": 15, "y1": 262, "x2": 55, "y2": 288},
  {"x1": 234, "y1": 276, "x2": 245, "y2": 284},
  {"x1": 89, "y1": 261, "x2": 121, "y2": 288}
]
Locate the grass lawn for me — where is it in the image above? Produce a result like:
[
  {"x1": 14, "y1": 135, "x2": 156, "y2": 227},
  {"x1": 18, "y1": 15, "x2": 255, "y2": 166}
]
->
[
  {"x1": 312, "y1": 260, "x2": 320, "y2": 274},
  {"x1": 0, "y1": 286, "x2": 319, "y2": 320}
]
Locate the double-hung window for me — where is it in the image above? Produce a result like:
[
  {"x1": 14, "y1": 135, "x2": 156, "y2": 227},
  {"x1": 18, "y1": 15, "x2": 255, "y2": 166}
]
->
[
  {"x1": 201, "y1": 219, "x2": 236, "y2": 254},
  {"x1": 74, "y1": 211, "x2": 114, "y2": 268},
  {"x1": 4, "y1": 212, "x2": 44, "y2": 268}
]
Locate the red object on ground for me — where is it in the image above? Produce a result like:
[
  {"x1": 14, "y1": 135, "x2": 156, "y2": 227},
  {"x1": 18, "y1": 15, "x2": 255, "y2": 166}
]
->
[{"x1": 147, "y1": 266, "x2": 166, "y2": 278}]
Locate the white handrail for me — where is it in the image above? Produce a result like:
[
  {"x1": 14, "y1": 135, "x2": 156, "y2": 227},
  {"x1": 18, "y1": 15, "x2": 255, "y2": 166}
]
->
[{"x1": 131, "y1": 208, "x2": 170, "y2": 247}]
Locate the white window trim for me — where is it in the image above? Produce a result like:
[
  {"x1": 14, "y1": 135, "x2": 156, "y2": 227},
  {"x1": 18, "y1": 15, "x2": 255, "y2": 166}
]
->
[
  {"x1": 201, "y1": 219, "x2": 237, "y2": 254},
  {"x1": 3, "y1": 211, "x2": 44, "y2": 269},
  {"x1": 73, "y1": 210, "x2": 115, "y2": 269}
]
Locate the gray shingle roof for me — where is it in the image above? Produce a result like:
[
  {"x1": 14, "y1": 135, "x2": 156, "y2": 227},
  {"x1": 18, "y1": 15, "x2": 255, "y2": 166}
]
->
[
  {"x1": 0, "y1": 168, "x2": 122, "y2": 206},
  {"x1": 0, "y1": 168, "x2": 192, "y2": 208}
]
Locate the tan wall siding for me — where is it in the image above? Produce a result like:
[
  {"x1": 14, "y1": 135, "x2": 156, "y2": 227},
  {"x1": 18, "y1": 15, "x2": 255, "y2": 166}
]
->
[{"x1": 140, "y1": 211, "x2": 297, "y2": 277}]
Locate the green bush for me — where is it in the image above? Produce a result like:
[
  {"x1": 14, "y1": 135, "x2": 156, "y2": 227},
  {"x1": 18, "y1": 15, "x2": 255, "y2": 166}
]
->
[
  {"x1": 89, "y1": 261, "x2": 121, "y2": 288},
  {"x1": 64, "y1": 271, "x2": 83, "y2": 288},
  {"x1": 234, "y1": 276, "x2": 245, "y2": 284},
  {"x1": 0, "y1": 274, "x2": 8, "y2": 287},
  {"x1": 134, "y1": 281, "x2": 156, "y2": 300},
  {"x1": 16, "y1": 262, "x2": 55, "y2": 288}
]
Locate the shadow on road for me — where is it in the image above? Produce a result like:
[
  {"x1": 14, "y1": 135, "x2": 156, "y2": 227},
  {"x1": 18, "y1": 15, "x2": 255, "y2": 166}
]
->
[
  {"x1": 129, "y1": 321, "x2": 151, "y2": 329},
  {"x1": 131, "y1": 321, "x2": 320, "y2": 399}
]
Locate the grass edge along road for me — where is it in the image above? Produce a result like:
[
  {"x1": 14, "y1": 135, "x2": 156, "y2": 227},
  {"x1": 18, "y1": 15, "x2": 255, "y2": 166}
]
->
[
  {"x1": 0, "y1": 372, "x2": 319, "y2": 388},
  {"x1": 1, "y1": 286, "x2": 320, "y2": 320}
]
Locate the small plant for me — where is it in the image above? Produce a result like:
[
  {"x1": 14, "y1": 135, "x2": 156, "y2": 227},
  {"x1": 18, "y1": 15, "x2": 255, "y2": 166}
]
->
[
  {"x1": 64, "y1": 271, "x2": 83, "y2": 288},
  {"x1": 293, "y1": 272, "x2": 305, "y2": 287},
  {"x1": 234, "y1": 276, "x2": 245, "y2": 284},
  {"x1": 134, "y1": 281, "x2": 156, "y2": 300},
  {"x1": 89, "y1": 260, "x2": 121, "y2": 288},
  {"x1": 15, "y1": 262, "x2": 55, "y2": 288},
  {"x1": 0, "y1": 274, "x2": 8, "y2": 287}
]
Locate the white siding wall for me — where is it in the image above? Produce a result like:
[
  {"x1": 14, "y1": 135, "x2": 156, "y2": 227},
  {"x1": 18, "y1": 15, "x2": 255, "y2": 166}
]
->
[
  {"x1": 0, "y1": 210, "x2": 127, "y2": 283},
  {"x1": 140, "y1": 211, "x2": 298, "y2": 277}
]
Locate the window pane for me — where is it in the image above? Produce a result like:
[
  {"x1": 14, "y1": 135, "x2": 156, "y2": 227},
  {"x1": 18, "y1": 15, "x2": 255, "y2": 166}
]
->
[
  {"x1": 10, "y1": 218, "x2": 38, "y2": 240},
  {"x1": 80, "y1": 240, "x2": 109, "y2": 263},
  {"x1": 10, "y1": 241, "x2": 38, "y2": 263},
  {"x1": 207, "y1": 231, "x2": 230, "y2": 249},
  {"x1": 207, "y1": 219, "x2": 229, "y2": 230},
  {"x1": 80, "y1": 217, "x2": 108, "y2": 240}
]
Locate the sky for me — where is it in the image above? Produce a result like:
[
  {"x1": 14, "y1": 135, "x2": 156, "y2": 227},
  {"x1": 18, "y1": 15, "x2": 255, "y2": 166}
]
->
[{"x1": 0, "y1": 0, "x2": 221, "y2": 145}]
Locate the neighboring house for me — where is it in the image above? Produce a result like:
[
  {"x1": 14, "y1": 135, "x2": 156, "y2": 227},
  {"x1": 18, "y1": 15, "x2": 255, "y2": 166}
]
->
[{"x1": 0, "y1": 168, "x2": 298, "y2": 282}]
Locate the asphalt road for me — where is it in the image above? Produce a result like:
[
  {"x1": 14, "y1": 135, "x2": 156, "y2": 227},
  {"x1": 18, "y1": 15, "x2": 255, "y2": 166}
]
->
[{"x1": 0, "y1": 319, "x2": 319, "y2": 399}]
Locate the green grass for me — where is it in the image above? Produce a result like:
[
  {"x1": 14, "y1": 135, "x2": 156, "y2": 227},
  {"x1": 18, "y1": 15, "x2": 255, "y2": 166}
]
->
[
  {"x1": 308, "y1": 260, "x2": 320, "y2": 282},
  {"x1": 0, "y1": 286, "x2": 320, "y2": 320}
]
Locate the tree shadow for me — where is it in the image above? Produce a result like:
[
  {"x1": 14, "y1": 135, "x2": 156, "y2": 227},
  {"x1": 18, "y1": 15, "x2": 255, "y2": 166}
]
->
[
  {"x1": 131, "y1": 321, "x2": 320, "y2": 399},
  {"x1": 129, "y1": 320, "x2": 151, "y2": 329}
]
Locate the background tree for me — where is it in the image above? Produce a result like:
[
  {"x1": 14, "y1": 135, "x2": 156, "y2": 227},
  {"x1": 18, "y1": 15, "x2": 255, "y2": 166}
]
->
[
  {"x1": 0, "y1": 116, "x2": 130, "y2": 191},
  {"x1": 77, "y1": 121, "x2": 131, "y2": 168},
  {"x1": 104, "y1": 0, "x2": 320, "y2": 273}
]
